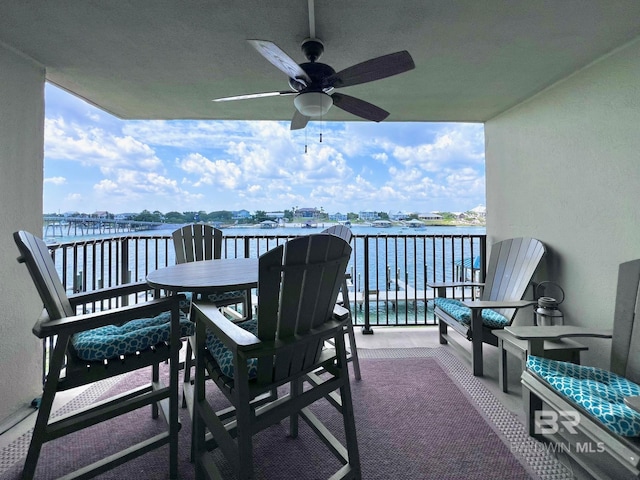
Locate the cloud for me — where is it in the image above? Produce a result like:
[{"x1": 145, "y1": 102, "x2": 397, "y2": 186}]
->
[
  {"x1": 45, "y1": 117, "x2": 162, "y2": 170},
  {"x1": 44, "y1": 85, "x2": 486, "y2": 214},
  {"x1": 44, "y1": 176, "x2": 66, "y2": 185},
  {"x1": 177, "y1": 153, "x2": 242, "y2": 188}
]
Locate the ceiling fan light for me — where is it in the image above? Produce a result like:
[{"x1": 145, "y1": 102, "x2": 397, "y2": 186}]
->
[{"x1": 294, "y1": 92, "x2": 333, "y2": 117}]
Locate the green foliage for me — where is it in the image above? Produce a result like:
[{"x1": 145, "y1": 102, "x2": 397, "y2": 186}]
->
[
  {"x1": 253, "y1": 210, "x2": 268, "y2": 222},
  {"x1": 134, "y1": 210, "x2": 163, "y2": 222}
]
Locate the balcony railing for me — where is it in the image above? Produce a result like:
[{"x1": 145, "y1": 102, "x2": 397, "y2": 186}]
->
[
  {"x1": 49, "y1": 232, "x2": 486, "y2": 327},
  {"x1": 40, "y1": 232, "x2": 485, "y2": 383}
]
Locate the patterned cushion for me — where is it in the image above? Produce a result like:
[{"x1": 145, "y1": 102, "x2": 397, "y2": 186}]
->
[
  {"x1": 527, "y1": 355, "x2": 640, "y2": 437},
  {"x1": 206, "y1": 318, "x2": 259, "y2": 380},
  {"x1": 434, "y1": 297, "x2": 509, "y2": 328},
  {"x1": 71, "y1": 311, "x2": 194, "y2": 361},
  {"x1": 179, "y1": 290, "x2": 246, "y2": 309},
  {"x1": 207, "y1": 290, "x2": 246, "y2": 304}
]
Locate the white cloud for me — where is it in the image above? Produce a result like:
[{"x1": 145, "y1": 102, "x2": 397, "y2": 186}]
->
[
  {"x1": 44, "y1": 176, "x2": 66, "y2": 185},
  {"x1": 45, "y1": 117, "x2": 162, "y2": 170},
  {"x1": 44, "y1": 84, "x2": 486, "y2": 214}
]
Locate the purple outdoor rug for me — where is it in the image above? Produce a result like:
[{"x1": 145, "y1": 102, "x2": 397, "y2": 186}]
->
[{"x1": 0, "y1": 355, "x2": 548, "y2": 479}]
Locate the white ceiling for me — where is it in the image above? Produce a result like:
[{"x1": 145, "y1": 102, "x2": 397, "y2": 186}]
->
[{"x1": 1, "y1": 0, "x2": 639, "y2": 123}]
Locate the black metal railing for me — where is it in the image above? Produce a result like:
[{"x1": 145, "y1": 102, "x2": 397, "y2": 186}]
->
[
  {"x1": 40, "y1": 231, "x2": 485, "y2": 383},
  {"x1": 49, "y1": 232, "x2": 486, "y2": 325}
]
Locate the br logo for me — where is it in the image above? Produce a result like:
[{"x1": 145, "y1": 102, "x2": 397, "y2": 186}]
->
[{"x1": 535, "y1": 410, "x2": 580, "y2": 435}]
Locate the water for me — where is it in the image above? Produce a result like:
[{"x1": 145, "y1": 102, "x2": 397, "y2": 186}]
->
[{"x1": 45, "y1": 222, "x2": 485, "y2": 243}]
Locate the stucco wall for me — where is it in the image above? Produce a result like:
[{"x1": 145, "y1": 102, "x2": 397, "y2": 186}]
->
[
  {"x1": 485, "y1": 38, "x2": 640, "y2": 367},
  {"x1": 0, "y1": 45, "x2": 45, "y2": 422}
]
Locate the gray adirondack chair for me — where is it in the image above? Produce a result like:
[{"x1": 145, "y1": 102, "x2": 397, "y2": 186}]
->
[
  {"x1": 172, "y1": 223, "x2": 249, "y2": 313},
  {"x1": 172, "y1": 224, "x2": 249, "y2": 407},
  {"x1": 429, "y1": 237, "x2": 546, "y2": 376},
  {"x1": 321, "y1": 224, "x2": 361, "y2": 380},
  {"x1": 191, "y1": 233, "x2": 361, "y2": 479},
  {"x1": 514, "y1": 258, "x2": 640, "y2": 480},
  {"x1": 14, "y1": 231, "x2": 185, "y2": 479}
]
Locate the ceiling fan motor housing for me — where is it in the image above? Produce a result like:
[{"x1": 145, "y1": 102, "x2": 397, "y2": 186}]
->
[{"x1": 301, "y1": 38, "x2": 324, "y2": 62}]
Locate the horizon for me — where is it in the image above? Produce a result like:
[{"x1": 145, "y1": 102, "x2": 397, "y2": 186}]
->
[{"x1": 44, "y1": 84, "x2": 486, "y2": 215}]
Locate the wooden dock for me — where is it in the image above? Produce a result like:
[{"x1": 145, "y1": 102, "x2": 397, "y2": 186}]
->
[{"x1": 347, "y1": 279, "x2": 479, "y2": 308}]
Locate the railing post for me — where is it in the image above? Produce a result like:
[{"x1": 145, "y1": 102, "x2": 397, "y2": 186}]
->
[
  {"x1": 244, "y1": 237, "x2": 251, "y2": 259},
  {"x1": 479, "y1": 236, "x2": 487, "y2": 283},
  {"x1": 73, "y1": 271, "x2": 83, "y2": 293},
  {"x1": 120, "y1": 238, "x2": 130, "y2": 306},
  {"x1": 362, "y1": 237, "x2": 374, "y2": 335}
]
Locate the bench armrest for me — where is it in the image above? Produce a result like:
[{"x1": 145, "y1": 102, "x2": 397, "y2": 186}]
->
[
  {"x1": 463, "y1": 300, "x2": 536, "y2": 310},
  {"x1": 624, "y1": 396, "x2": 640, "y2": 413},
  {"x1": 506, "y1": 325, "x2": 613, "y2": 357},
  {"x1": 505, "y1": 325, "x2": 613, "y2": 341}
]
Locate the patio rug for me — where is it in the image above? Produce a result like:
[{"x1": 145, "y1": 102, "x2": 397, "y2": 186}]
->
[{"x1": 0, "y1": 348, "x2": 571, "y2": 479}]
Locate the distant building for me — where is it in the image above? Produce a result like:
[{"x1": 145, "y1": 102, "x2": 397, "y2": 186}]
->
[
  {"x1": 265, "y1": 211, "x2": 285, "y2": 219},
  {"x1": 358, "y1": 211, "x2": 379, "y2": 221},
  {"x1": 470, "y1": 205, "x2": 486, "y2": 217},
  {"x1": 389, "y1": 211, "x2": 410, "y2": 221},
  {"x1": 418, "y1": 212, "x2": 443, "y2": 221},
  {"x1": 296, "y1": 207, "x2": 318, "y2": 218},
  {"x1": 232, "y1": 209, "x2": 251, "y2": 220},
  {"x1": 92, "y1": 211, "x2": 109, "y2": 218},
  {"x1": 329, "y1": 212, "x2": 347, "y2": 221}
]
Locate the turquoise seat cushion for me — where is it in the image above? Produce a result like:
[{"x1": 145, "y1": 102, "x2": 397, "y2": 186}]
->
[
  {"x1": 207, "y1": 290, "x2": 247, "y2": 304},
  {"x1": 434, "y1": 297, "x2": 509, "y2": 328},
  {"x1": 179, "y1": 290, "x2": 246, "y2": 309},
  {"x1": 71, "y1": 311, "x2": 194, "y2": 361},
  {"x1": 527, "y1": 355, "x2": 640, "y2": 437},
  {"x1": 206, "y1": 318, "x2": 258, "y2": 380}
]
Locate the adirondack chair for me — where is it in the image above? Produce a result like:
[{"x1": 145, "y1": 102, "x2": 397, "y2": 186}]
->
[
  {"x1": 513, "y1": 258, "x2": 640, "y2": 480},
  {"x1": 191, "y1": 234, "x2": 361, "y2": 480},
  {"x1": 13, "y1": 231, "x2": 192, "y2": 479},
  {"x1": 429, "y1": 237, "x2": 545, "y2": 376},
  {"x1": 172, "y1": 224, "x2": 250, "y2": 409},
  {"x1": 321, "y1": 224, "x2": 361, "y2": 380},
  {"x1": 172, "y1": 223, "x2": 249, "y2": 313}
]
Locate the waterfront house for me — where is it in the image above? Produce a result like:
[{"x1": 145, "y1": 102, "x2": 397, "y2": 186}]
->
[
  {"x1": 231, "y1": 209, "x2": 251, "y2": 220},
  {"x1": 1, "y1": 3, "x2": 639, "y2": 477},
  {"x1": 358, "y1": 211, "x2": 379, "y2": 221},
  {"x1": 296, "y1": 207, "x2": 319, "y2": 218}
]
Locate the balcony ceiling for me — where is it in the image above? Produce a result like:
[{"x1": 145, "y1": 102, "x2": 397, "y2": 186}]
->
[{"x1": 1, "y1": 1, "x2": 639, "y2": 123}]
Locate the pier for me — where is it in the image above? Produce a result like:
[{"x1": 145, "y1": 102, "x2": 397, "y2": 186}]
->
[{"x1": 43, "y1": 216, "x2": 163, "y2": 237}]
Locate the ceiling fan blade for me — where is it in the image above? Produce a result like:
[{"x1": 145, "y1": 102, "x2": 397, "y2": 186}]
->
[
  {"x1": 326, "y1": 50, "x2": 415, "y2": 89},
  {"x1": 247, "y1": 40, "x2": 311, "y2": 83},
  {"x1": 290, "y1": 110, "x2": 310, "y2": 130},
  {"x1": 331, "y1": 93, "x2": 390, "y2": 122},
  {"x1": 213, "y1": 91, "x2": 295, "y2": 102}
]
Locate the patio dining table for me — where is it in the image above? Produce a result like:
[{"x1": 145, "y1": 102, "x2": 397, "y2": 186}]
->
[{"x1": 146, "y1": 257, "x2": 259, "y2": 316}]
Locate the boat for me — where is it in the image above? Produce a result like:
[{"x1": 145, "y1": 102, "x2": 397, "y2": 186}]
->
[
  {"x1": 372, "y1": 220, "x2": 392, "y2": 228},
  {"x1": 259, "y1": 220, "x2": 278, "y2": 229},
  {"x1": 302, "y1": 221, "x2": 318, "y2": 228},
  {"x1": 406, "y1": 219, "x2": 425, "y2": 228}
]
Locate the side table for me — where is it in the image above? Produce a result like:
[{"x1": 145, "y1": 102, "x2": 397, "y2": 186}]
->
[{"x1": 493, "y1": 329, "x2": 588, "y2": 393}]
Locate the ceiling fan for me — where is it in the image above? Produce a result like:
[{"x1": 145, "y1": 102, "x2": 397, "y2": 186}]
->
[{"x1": 212, "y1": 0, "x2": 415, "y2": 130}]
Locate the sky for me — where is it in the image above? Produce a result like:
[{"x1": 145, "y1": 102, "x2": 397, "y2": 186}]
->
[{"x1": 43, "y1": 83, "x2": 486, "y2": 216}]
